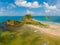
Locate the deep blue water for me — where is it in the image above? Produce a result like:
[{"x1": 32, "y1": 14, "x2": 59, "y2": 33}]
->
[{"x1": 0, "y1": 16, "x2": 60, "y2": 23}]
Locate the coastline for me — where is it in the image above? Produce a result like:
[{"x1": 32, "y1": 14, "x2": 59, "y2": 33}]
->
[
  {"x1": 32, "y1": 19, "x2": 60, "y2": 25},
  {"x1": 26, "y1": 19, "x2": 60, "y2": 38}
]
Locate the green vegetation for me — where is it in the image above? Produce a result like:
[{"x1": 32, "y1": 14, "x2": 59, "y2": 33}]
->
[
  {"x1": 3, "y1": 14, "x2": 49, "y2": 31},
  {"x1": 0, "y1": 14, "x2": 60, "y2": 45},
  {"x1": 22, "y1": 14, "x2": 33, "y2": 20},
  {"x1": 22, "y1": 14, "x2": 49, "y2": 28},
  {"x1": 4, "y1": 20, "x2": 23, "y2": 31},
  {"x1": 0, "y1": 25, "x2": 60, "y2": 45}
]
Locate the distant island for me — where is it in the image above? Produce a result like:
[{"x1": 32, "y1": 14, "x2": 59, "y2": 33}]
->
[{"x1": 0, "y1": 14, "x2": 60, "y2": 45}]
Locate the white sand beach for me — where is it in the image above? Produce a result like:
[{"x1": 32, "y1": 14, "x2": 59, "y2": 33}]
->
[{"x1": 27, "y1": 22, "x2": 60, "y2": 37}]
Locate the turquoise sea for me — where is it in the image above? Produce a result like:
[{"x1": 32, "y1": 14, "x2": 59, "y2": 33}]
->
[{"x1": 0, "y1": 16, "x2": 60, "y2": 23}]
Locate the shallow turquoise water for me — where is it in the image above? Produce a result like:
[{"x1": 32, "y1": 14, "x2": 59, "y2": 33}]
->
[{"x1": 0, "y1": 16, "x2": 60, "y2": 23}]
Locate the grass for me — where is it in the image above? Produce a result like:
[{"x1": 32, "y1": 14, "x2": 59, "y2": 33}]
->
[{"x1": 0, "y1": 25, "x2": 60, "y2": 45}]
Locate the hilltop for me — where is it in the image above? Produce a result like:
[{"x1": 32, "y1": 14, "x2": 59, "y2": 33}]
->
[
  {"x1": 0, "y1": 14, "x2": 60, "y2": 45},
  {"x1": 0, "y1": 14, "x2": 49, "y2": 31}
]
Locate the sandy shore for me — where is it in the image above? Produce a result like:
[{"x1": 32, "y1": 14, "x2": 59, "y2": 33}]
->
[{"x1": 27, "y1": 22, "x2": 60, "y2": 37}]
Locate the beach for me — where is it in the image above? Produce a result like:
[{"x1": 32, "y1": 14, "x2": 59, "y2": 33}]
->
[
  {"x1": 0, "y1": 16, "x2": 60, "y2": 45},
  {"x1": 27, "y1": 22, "x2": 60, "y2": 38}
]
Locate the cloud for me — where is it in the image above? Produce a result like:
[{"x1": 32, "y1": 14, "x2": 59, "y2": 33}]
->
[
  {"x1": 0, "y1": 8, "x2": 20, "y2": 16},
  {"x1": 43, "y1": 2, "x2": 57, "y2": 13},
  {"x1": 44, "y1": 2, "x2": 57, "y2": 10},
  {"x1": 0, "y1": 8, "x2": 8, "y2": 16},
  {"x1": 26, "y1": 10, "x2": 34, "y2": 14},
  {"x1": 0, "y1": 0, "x2": 60, "y2": 16},
  {"x1": 15, "y1": 0, "x2": 41, "y2": 8},
  {"x1": 0, "y1": 2, "x2": 17, "y2": 16},
  {"x1": 9, "y1": 3, "x2": 16, "y2": 8},
  {"x1": 26, "y1": 10, "x2": 42, "y2": 16},
  {"x1": 7, "y1": 3, "x2": 16, "y2": 9}
]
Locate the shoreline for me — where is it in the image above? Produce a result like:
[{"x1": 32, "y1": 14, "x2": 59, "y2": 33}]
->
[
  {"x1": 27, "y1": 21, "x2": 60, "y2": 38},
  {"x1": 32, "y1": 19, "x2": 60, "y2": 25}
]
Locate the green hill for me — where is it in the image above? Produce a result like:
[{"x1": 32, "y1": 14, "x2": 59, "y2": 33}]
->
[
  {"x1": 0, "y1": 14, "x2": 49, "y2": 31},
  {"x1": 0, "y1": 14, "x2": 60, "y2": 45},
  {"x1": 0, "y1": 25, "x2": 60, "y2": 45}
]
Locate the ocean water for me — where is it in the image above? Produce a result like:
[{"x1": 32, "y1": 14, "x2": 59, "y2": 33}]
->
[{"x1": 0, "y1": 16, "x2": 60, "y2": 23}]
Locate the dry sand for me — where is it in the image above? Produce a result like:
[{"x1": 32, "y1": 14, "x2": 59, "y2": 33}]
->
[{"x1": 27, "y1": 23, "x2": 60, "y2": 37}]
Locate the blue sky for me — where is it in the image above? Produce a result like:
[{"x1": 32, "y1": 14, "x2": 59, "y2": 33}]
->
[{"x1": 0, "y1": 0, "x2": 60, "y2": 16}]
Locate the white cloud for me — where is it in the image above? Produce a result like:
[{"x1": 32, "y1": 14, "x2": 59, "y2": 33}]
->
[
  {"x1": 26, "y1": 10, "x2": 34, "y2": 14},
  {"x1": 26, "y1": 10, "x2": 42, "y2": 16},
  {"x1": 9, "y1": 4, "x2": 16, "y2": 8},
  {"x1": 7, "y1": 3, "x2": 16, "y2": 9},
  {"x1": 0, "y1": 2, "x2": 17, "y2": 16},
  {"x1": 43, "y1": 2, "x2": 57, "y2": 10},
  {"x1": 43, "y1": 2, "x2": 57, "y2": 13},
  {"x1": 0, "y1": 8, "x2": 7, "y2": 14},
  {"x1": 0, "y1": 0, "x2": 60, "y2": 16},
  {"x1": 15, "y1": 0, "x2": 41, "y2": 8},
  {"x1": 0, "y1": 8, "x2": 21, "y2": 16}
]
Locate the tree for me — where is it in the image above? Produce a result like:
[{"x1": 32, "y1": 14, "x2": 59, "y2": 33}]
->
[{"x1": 24, "y1": 14, "x2": 33, "y2": 19}]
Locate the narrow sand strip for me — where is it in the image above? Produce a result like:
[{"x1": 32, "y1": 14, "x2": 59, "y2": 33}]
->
[{"x1": 27, "y1": 24, "x2": 60, "y2": 37}]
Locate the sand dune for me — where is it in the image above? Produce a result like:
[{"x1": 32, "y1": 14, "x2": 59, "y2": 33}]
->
[{"x1": 27, "y1": 23, "x2": 60, "y2": 37}]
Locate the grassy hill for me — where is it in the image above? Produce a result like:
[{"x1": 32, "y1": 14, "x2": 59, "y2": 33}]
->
[
  {"x1": 0, "y1": 14, "x2": 49, "y2": 31},
  {"x1": 0, "y1": 14, "x2": 60, "y2": 45},
  {"x1": 0, "y1": 25, "x2": 60, "y2": 45}
]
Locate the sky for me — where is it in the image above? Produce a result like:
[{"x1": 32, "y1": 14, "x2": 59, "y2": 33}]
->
[{"x1": 0, "y1": 0, "x2": 60, "y2": 16}]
